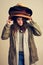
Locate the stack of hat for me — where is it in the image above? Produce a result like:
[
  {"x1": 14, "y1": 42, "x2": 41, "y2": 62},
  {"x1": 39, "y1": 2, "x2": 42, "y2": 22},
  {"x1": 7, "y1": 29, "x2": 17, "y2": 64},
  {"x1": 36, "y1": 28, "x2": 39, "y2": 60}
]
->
[{"x1": 8, "y1": 4, "x2": 33, "y2": 20}]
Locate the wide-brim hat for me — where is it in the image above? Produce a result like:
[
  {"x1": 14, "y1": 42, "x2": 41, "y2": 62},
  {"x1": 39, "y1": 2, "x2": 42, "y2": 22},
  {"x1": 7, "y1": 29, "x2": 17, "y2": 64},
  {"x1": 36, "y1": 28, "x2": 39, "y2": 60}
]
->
[{"x1": 8, "y1": 4, "x2": 33, "y2": 20}]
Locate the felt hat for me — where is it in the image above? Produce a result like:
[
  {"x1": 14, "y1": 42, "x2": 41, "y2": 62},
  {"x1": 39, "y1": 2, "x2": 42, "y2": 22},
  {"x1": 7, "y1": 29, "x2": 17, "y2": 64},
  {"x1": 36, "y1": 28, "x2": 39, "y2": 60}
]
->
[{"x1": 8, "y1": 4, "x2": 33, "y2": 19}]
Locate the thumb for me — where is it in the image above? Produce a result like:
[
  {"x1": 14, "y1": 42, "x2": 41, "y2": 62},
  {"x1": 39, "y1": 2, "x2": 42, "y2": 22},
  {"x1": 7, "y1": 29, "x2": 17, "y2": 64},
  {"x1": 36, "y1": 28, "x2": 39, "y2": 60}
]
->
[{"x1": 8, "y1": 16, "x2": 12, "y2": 21}]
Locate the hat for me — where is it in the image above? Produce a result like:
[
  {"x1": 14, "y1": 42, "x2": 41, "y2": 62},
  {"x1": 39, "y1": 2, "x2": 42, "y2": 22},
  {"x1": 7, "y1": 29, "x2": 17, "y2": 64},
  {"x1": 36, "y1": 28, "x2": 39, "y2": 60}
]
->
[{"x1": 8, "y1": 4, "x2": 33, "y2": 19}]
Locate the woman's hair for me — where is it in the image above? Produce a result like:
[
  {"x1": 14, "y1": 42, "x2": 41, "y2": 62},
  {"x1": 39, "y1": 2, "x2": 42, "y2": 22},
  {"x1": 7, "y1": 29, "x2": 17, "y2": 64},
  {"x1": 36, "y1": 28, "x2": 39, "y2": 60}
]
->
[{"x1": 11, "y1": 16, "x2": 28, "y2": 32}]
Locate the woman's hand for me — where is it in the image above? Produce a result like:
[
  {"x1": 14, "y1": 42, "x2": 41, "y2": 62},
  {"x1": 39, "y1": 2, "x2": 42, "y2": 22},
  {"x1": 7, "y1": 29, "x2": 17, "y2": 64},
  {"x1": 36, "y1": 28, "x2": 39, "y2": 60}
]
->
[
  {"x1": 29, "y1": 17, "x2": 32, "y2": 22},
  {"x1": 7, "y1": 16, "x2": 13, "y2": 26},
  {"x1": 27, "y1": 17, "x2": 32, "y2": 23}
]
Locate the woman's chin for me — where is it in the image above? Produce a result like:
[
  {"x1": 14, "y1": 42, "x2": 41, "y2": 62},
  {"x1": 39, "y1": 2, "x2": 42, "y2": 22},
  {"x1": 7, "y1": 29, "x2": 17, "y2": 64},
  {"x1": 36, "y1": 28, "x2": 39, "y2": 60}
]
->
[{"x1": 19, "y1": 24, "x2": 23, "y2": 26}]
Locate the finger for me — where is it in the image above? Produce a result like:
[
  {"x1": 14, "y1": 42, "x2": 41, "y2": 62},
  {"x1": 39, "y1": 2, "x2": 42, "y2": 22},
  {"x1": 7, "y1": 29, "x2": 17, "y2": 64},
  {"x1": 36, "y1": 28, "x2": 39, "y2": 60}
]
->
[{"x1": 8, "y1": 16, "x2": 12, "y2": 21}]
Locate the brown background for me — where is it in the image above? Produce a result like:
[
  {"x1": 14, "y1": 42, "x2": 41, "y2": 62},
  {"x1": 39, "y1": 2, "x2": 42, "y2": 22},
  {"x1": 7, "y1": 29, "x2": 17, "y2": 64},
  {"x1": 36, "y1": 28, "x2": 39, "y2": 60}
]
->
[{"x1": 0, "y1": 0, "x2": 43, "y2": 65}]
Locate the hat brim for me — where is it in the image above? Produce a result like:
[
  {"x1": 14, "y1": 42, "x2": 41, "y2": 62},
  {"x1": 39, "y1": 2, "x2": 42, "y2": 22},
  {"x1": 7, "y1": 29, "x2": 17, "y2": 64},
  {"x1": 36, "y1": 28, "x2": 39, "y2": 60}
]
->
[{"x1": 11, "y1": 14, "x2": 31, "y2": 20}]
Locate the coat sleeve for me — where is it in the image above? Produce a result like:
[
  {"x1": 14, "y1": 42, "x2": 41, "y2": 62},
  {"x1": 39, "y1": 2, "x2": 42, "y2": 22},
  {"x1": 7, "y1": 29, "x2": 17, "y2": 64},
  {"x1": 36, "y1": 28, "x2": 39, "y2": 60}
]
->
[
  {"x1": 29, "y1": 20, "x2": 41, "y2": 36},
  {"x1": 1, "y1": 24, "x2": 11, "y2": 40}
]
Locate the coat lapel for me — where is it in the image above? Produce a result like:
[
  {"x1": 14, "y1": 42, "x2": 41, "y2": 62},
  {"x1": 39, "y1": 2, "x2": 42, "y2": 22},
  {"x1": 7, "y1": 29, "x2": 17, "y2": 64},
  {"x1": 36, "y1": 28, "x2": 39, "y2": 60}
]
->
[
  {"x1": 23, "y1": 29, "x2": 30, "y2": 65},
  {"x1": 15, "y1": 29, "x2": 30, "y2": 65}
]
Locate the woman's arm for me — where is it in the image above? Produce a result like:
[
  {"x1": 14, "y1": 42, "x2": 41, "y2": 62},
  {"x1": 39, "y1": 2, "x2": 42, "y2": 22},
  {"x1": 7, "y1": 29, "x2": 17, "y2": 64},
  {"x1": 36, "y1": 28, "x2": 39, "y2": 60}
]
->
[
  {"x1": 1, "y1": 18, "x2": 13, "y2": 40},
  {"x1": 1, "y1": 24, "x2": 11, "y2": 40},
  {"x1": 29, "y1": 19, "x2": 41, "y2": 36}
]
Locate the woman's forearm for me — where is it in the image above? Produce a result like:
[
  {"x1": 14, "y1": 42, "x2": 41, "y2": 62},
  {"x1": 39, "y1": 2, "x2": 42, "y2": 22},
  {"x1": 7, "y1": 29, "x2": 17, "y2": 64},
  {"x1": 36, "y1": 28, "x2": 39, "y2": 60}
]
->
[
  {"x1": 29, "y1": 20, "x2": 41, "y2": 36},
  {"x1": 1, "y1": 24, "x2": 11, "y2": 40}
]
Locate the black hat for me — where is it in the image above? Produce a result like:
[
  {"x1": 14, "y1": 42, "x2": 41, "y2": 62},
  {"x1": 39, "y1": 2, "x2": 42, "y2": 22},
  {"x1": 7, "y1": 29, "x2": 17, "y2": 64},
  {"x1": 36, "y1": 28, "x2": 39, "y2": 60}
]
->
[{"x1": 8, "y1": 4, "x2": 33, "y2": 19}]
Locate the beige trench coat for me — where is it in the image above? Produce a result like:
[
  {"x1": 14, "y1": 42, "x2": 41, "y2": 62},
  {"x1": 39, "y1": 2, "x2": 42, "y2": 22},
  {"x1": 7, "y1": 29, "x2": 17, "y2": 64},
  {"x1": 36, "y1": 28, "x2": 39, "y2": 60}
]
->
[{"x1": 1, "y1": 20, "x2": 41, "y2": 65}]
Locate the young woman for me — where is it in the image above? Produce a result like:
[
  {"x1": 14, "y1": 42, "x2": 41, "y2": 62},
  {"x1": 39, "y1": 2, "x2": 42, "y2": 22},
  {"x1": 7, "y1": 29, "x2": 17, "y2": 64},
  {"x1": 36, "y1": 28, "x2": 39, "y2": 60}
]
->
[{"x1": 1, "y1": 4, "x2": 41, "y2": 65}]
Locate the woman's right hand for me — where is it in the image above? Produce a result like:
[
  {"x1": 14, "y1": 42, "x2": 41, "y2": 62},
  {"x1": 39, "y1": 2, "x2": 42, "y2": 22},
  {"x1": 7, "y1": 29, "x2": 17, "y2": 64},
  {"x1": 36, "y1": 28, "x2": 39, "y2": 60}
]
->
[{"x1": 7, "y1": 16, "x2": 13, "y2": 26}]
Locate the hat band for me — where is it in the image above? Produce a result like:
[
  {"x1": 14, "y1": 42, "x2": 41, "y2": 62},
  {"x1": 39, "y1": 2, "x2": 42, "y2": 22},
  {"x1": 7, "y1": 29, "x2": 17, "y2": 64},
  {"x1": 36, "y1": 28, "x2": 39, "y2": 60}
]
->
[
  {"x1": 12, "y1": 14, "x2": 31, "y2": 19},
  {"x1": 10, "y1": 11, "x2": 30, "y2": 16}
]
